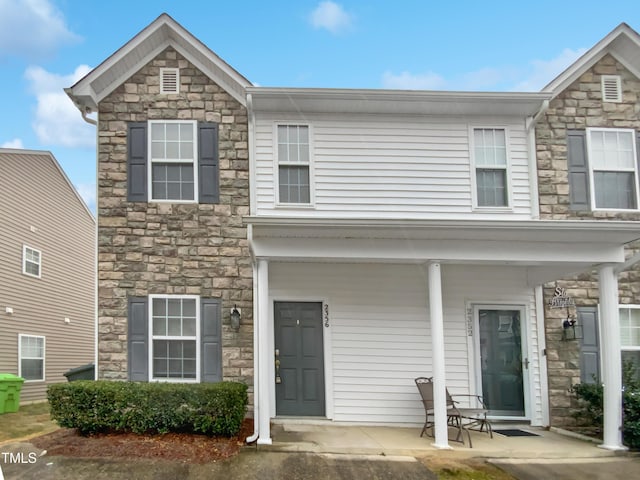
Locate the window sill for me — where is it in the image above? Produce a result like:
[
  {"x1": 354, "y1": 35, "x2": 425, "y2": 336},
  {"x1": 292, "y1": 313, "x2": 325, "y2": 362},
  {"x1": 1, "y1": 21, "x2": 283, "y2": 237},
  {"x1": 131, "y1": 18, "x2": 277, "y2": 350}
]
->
[
  {"x1": 22, "y1": 272, "x2": 41, "y2": 279},
  {"x1": 472, "y1": 206, "x2": 514, "y2": 213},
  {"x1": 274, "y1": 203, "x2": 316, "y2": 210}
]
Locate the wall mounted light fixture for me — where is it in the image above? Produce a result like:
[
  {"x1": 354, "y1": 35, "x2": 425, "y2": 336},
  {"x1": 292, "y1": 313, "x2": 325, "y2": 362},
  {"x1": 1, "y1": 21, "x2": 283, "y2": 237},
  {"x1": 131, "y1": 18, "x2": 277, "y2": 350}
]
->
[
  {"x1": 5, "y1": 307, "x2": 13, "y2": 315},
  {"x1": 230, "y1": 305, "x2": 241, "y2": 331}
]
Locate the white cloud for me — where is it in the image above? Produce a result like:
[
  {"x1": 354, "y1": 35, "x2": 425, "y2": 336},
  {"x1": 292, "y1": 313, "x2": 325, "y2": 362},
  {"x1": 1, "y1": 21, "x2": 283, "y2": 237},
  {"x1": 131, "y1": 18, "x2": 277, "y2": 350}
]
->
[
  {"x1": 25, "y1": 64, "x2": 95, "y2": 148},
  {"x1": 381, "y1": 71, "x2": 446, "y2": 90},
  {"x1": 0, "y1": 0, "x2": 80, "y2": 60},
  {"x1": 310, "y1": 1, "x2": 352, "y2": 34},
  {"x1": 1, "y1": 138, "x2": 24, "y2": 148},
  {"x1": 512, "y1": 48, "x2": 588, "y2": 91},
  {"x1": 75, "y1": 182, "x2": 96, "y2": 211}
]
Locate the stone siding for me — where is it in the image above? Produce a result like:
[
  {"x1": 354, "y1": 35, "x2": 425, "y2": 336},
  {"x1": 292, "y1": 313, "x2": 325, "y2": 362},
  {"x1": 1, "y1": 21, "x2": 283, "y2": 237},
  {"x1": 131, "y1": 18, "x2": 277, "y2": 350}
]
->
[
  {"x1": 536, "y1": 54, "x2": 640, "y2": 426},
  {"x1": 96, "y1": 48, "x2": 253, "y2": 407}
]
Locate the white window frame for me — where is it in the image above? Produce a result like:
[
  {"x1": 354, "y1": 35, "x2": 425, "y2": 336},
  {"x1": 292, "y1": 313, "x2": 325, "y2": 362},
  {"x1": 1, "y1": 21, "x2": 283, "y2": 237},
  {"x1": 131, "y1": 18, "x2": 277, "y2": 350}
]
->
[
  {"x1": 470, "y1": 126, "x2": 513, "y2": 210},
  {"x1": 18, "y1": 334, "x2": 45, "y2": 382},
  {"x1": 147, "y1": 120, "x2": 198, "y2": 203},
  {"x1": 148, "y1": 294, "x2": 200, "y2": 383},
  {"x1": 160, "y1": 68, "x2": 180, "y2": 94},
  {"x1": 586, "y1": 127, "x2": 639, "y2": 211},
  {"x1": 22, "y1": 245, "x2": 41, "y2": 278},
  {"x1": 620, "y1": 304, "x2": 640, "y2": 352},
  {"x1": 274, "y1": 123, "x2": 315, "y2": 208}
]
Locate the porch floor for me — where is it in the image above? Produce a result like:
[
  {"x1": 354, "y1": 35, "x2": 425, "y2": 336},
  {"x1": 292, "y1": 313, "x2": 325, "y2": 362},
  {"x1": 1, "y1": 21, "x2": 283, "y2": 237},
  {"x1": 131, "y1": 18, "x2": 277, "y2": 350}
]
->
[{"x1": 263, "y1": 421, "x2": 621, "y2": 460}]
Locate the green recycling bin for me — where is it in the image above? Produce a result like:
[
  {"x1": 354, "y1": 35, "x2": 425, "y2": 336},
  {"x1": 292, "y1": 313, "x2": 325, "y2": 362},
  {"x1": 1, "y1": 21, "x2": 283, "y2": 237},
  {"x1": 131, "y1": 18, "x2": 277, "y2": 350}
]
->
[{"x1": 0, "y1": 373, "x2": 25, "y2": 414}]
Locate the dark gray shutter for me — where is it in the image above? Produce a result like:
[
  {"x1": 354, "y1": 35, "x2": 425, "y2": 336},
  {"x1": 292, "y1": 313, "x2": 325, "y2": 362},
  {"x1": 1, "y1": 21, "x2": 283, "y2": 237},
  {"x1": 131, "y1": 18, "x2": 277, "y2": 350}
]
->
[
  {"x1": 127, "y1": 122, "x2": 148, "y2": 202},
  {"x1": 201, "y1": 298, "x2": 222, "y2": 382},
  {"x1": 127, "y1": 296, "x2": 148, "y2": 381},
  {"x1": 198, "y1": 122, "x2": 219, "y2": 204},
  {"x1": 578, "y1": 307, "x2": 600, "y2": 384},
  {"x1": 567, "y1": 129, "x2": 590, "y2": 211}
]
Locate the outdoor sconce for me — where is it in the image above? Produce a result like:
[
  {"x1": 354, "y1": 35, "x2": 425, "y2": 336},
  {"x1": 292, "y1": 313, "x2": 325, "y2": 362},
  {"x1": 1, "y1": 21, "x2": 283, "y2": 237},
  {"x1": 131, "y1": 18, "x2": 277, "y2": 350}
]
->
[
  {"x1": 5, "y1": 307, "x2": 13, "y2": 315},
  {"x1": 230, "y1": 305, "x2": 241, "y2": 331},
  {"x1": 562, "y1": 317, "x2": 582, "y2": 341}
]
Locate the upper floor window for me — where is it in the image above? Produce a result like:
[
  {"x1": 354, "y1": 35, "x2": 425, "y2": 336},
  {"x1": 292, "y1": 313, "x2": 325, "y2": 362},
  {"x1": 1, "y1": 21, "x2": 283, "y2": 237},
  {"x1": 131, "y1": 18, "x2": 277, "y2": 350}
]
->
[
  {"x1": 127, "y1": 121, "x2": 219, "y2": 204},
  {"x1": 277, "y1": 125, "x2": 311, "y2": 204},
  {"x1": 19, "y1": 334, "x2": 45, "y2": 382},
  {"x1": 472, "y1": 128, "x2": 509, "y2": 208},
  {"x1": 587, "y1": 128, "x2": 638, "y2": 210},
  {"x1": 23, "y1": 245, "x2": 41, "y2": 278}
]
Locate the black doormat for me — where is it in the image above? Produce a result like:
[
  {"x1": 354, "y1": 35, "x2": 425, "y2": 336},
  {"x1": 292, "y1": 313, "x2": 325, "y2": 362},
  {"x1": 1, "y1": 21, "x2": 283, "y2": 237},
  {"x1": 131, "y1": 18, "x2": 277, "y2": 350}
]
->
[{"x1": 493, "y1": 429, "x2": 540, "y2": 437}]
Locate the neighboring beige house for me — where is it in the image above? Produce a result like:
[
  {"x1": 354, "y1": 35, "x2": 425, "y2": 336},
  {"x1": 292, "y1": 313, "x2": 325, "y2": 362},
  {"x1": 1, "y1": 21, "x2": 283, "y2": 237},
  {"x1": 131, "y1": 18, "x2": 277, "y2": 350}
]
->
[
  {"x1": 0, "y1": 148, "x2": 95, "y2": 403},
  {"x1": 536, "y1": 23, "x2": 640, "y2": 449}
]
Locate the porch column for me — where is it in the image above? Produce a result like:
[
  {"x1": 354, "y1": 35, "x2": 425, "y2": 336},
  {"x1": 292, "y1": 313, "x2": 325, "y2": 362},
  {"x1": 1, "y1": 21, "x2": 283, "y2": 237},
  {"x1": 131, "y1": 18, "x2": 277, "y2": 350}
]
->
[
  {"x1": 598, "y1": 264, "x2": 625, "y2": 450},
  {"x1": 428, "y1": 261, "x2": 450, "y2": 449},
  {"x1": 256, "y1": 258, "x2": 272, "y2": 445}
]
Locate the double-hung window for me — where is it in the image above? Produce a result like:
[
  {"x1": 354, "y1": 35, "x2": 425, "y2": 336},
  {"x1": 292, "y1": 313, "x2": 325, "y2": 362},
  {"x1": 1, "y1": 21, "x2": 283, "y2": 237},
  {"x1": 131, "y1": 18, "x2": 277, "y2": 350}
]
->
[
  {"x1": 472, "y1": 128, "x2": 509, "y2": 208},
  {"x1": 150, "y1": 296, "x2": 199, "y2": 381},
  {"x1": 149, "y1": 121, "x2": 197, "y2": 201},
  {"x1": 23, "y1": 245, "x2": 41, "y2": 278},
  {"x1": 19, "y1": 334, "x2": 45, "y2": 381},
  {"x1": 587, "y1": 128, "x2": 638, "y2": 210},
  {"x1": 277, "y1": 125, "x2": 311, "y2": 204},
  {"x1": 620, "y1": 306, "x2": 640, "y2": 382}
]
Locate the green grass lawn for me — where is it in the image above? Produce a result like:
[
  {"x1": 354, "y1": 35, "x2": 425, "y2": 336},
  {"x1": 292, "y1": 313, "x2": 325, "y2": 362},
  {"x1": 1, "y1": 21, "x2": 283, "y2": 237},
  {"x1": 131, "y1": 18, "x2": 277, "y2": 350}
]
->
[{"x1": 0, "y1": 402, "x2": 59, "y2": 443}]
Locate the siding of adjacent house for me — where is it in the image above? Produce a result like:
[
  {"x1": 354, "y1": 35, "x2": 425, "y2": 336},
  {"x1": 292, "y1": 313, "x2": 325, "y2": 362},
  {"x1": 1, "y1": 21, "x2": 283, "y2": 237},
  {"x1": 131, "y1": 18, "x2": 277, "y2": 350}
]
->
[
  {"x1": 254, "y1": 113, "x2": 533, "y2": 219},
  {"x1": 269, "y1": 262, "x2": 542, "y2": 425},
  {"x1": 0, "y1": 150, "x2": 95, "y2": 403}
]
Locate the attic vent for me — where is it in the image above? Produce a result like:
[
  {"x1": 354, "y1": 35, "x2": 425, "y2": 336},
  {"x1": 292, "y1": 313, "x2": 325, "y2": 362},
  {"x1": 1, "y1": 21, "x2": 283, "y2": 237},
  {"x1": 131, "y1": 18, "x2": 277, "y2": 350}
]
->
[
  {"x1": 601, "y1": 75, "x2": 621, "y2": 102},
  {"x1": 160, "y1": 68, "x2": 179, "y2": 94}
]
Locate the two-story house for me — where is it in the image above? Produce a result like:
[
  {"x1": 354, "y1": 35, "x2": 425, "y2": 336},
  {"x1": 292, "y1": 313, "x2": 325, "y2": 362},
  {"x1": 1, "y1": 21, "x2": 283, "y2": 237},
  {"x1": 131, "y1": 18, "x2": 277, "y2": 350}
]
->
[
  {"x1": 0, "y1": 148, "x2": 95, "y2": 403},
  {"x1": 67, "y1": 14, "x2": 639, "y2": 450},
  {"x1": 536, "y1": 23, "x2": 640, "y2": 450}
]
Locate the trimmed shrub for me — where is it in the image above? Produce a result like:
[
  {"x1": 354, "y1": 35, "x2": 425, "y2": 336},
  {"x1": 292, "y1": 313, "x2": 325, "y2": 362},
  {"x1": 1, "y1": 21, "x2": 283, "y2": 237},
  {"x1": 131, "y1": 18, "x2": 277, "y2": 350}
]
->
[{"x1": 48, "y1": 381, "x2": 247, "y2": 436}]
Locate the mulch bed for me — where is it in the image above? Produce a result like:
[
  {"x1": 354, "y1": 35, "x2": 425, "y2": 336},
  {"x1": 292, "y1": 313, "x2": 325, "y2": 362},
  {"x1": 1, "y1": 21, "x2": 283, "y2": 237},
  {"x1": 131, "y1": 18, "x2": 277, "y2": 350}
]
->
[{"x1": 31, "y1": 419, "x2": 254, "y2": 464}]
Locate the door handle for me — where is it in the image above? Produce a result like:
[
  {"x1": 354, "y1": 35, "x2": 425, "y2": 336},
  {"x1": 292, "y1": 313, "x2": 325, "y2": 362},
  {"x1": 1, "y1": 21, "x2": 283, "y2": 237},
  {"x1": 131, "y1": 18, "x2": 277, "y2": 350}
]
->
[
  {"x1": 275, "y1": 357, "x2": 281, "y2": 384},
  {"x1": 523, "y1": 358, "x2": 530, "y2": 370}
]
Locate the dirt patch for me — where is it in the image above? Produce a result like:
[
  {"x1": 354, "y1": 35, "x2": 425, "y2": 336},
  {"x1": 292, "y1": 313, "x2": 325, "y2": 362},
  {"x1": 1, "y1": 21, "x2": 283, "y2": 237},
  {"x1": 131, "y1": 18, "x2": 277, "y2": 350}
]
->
[
  {"x1": 31, "y1": 418, "x2": 254, "y2": 464},
  {"x1": 420, "y1": 457, "x2": 516, "y2": 480}
]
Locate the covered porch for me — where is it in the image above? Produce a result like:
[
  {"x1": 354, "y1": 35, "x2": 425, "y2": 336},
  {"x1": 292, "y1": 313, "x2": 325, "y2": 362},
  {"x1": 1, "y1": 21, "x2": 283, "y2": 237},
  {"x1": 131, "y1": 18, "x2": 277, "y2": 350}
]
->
[{"x1": 246, "y1": 217, "x2": 640, "y2": 450}]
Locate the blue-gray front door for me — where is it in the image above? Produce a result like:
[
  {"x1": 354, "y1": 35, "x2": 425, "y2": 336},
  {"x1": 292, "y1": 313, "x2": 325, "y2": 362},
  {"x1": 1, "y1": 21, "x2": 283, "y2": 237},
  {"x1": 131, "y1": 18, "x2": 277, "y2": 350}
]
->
[{"x1": 275, "y1": 301, "x2": 325, "y2": 416}]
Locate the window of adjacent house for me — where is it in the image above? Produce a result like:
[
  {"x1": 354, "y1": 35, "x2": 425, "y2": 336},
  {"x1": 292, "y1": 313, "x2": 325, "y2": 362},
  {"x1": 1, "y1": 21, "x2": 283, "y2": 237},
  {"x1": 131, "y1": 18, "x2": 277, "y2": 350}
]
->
[
  {"x1": 620, "y1": 306, "x2": 640, "y2": 382},
  {"x1": 19, "y1": 335, "x2": 45, "y2": 381},
  {"x1": 601, "y1": 75, "x2": 622, "y2": 103},
  {"x1": 587, "y1": 128, "x2": 638, "y2": 210},
  {"x1": 150, "y1": 296, "x2": 198, "y2": 381},
  {"x1": 277, "y1": 125, "x2": 311, "y2": 204},
  {"x1": 23, "y1": 246, "x2": 41, "y2": 278},
  {"x1": 149, "y1": 120, "x2": 197, "y2": 201},
  {"x1": 473, "y1": 128, "x2": 509, "y2": 207},
  {"x1": 160, "y1": 68, "x2": 179, "y2": 94}
]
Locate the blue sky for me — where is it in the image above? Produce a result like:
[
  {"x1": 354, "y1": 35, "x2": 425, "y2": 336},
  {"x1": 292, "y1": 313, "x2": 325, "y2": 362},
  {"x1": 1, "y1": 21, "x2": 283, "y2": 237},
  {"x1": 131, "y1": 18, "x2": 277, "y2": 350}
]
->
[{"x1": 0, "y1": 0, "x2": 638, "y2": 212}]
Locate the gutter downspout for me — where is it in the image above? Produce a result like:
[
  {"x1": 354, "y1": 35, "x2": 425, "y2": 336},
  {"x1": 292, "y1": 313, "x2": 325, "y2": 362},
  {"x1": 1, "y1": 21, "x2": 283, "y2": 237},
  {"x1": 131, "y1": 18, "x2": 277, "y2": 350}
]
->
[
  {"x1": 244, "y1": 92, "x2": 260, "y2": 444},
  {"x1": 70, "y1": 97, "x2": 99, "y2": 380},
  {"x1": 525, "y1": 99, "x2": 549, "y2": 220}
]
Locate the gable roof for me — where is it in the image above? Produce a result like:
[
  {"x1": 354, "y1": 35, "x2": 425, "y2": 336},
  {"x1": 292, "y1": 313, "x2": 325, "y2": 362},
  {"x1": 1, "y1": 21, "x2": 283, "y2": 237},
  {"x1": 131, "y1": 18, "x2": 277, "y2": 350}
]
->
[
  {"x1": 66, "y1": 13, "x2": 252, "y2": 112},
  {"x1": 543, "y1": 22, "x2": 640, "y2": 96},
  {"x1": 0, "y1": 148, "x2": 95, "y2": 222}
]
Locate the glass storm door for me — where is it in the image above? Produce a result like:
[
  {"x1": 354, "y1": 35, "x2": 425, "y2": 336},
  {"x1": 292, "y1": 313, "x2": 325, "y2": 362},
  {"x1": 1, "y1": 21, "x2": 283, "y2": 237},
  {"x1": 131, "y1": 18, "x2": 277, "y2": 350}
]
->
[{"x1": 477, "y1": 308, "x2": 526, "y2": 417}]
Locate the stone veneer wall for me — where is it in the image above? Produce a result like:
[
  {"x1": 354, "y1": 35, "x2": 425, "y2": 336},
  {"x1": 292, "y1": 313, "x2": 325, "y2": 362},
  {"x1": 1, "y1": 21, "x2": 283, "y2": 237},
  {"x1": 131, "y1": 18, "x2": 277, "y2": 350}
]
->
[
  {"x1": 536, "y1": 54, "x2": 640, "y2": 426},
  {"x1": 96, "y1": 47, "x2": 253, "y2": 408}
]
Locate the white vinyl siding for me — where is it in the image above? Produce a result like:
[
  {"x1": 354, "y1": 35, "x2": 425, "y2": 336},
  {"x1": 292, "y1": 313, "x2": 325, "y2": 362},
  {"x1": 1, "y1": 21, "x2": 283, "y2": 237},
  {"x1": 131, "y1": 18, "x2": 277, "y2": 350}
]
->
[
  {"x1": 269, "y1": 262, "x2": 542, "y2": 425},
  {"x1": 255, "y1": 114, "x2": 532, "y2": 219},
  {"x1": 22, "y1": 245, "x2": 41, "y2": 278},
  {"x1": 19, "y1": 334, "x2": 45, "y2": 382}
]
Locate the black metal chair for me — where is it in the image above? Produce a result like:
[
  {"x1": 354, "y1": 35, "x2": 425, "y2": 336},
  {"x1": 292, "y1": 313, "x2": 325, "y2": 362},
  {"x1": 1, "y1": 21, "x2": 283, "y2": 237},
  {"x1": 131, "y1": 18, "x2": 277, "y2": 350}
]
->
[{"x1": 414, "y1": 376, "x2": 493, "y2": 448}]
